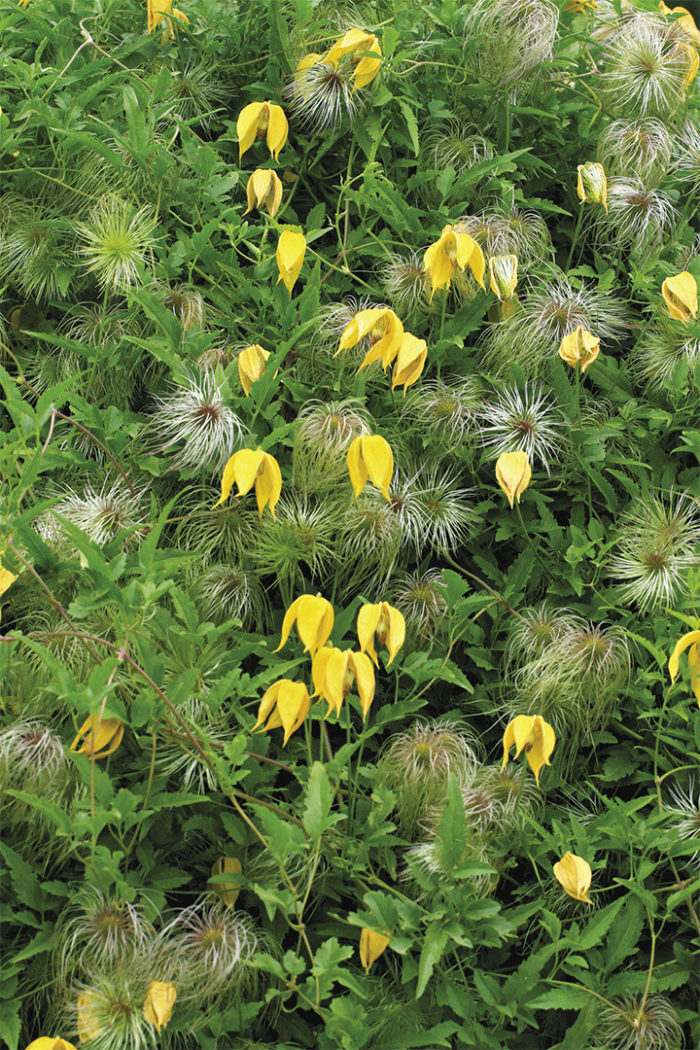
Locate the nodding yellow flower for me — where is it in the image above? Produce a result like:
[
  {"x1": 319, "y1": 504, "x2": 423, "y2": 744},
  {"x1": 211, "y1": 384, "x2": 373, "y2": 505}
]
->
[
  {"x1": 391, "y1": 332, "x2": 428, "y2": 393},
  {"x1": 215, "y1": 448, "x2": 282, "y2": 517},
  {"x1": 659, "y1": 1, "x2": 700, "y2": 45},
  {"x1": 252, "y1": 679, "x2": 311, "y2": 744},
  {"x1": 558, "y1": 326, "x2": 600, "y2": 372},
  {"x1": 26, "y1": 1040, "x2": 78, "y2": 1050},
  {"x1": 325, "y1": 28, "x2": 382, "y2": 90},
  {"x1": 0, "y1": 563, "x2": 17, "y2": 597},
  {"x1": 336, "y1": 308, "x2": 404, "y2": 372},
  {"x1": 488, "y1": 254, "x2": 519, "y2": 302},
  {"x1": 424, "y1": 224, "x2": 486, "y2": 300},
  {"x1": 275, "y1": 594, "x2": 334, "y2": 655},
  {"x1": 312, "y1": 646, "x2": 376, "y2": 720},
  {"x1": 662, "y1": 271, "x2": 698, "y2": 323},
  {"x1": 359, "y1": 927, "x2": 390, "y2": 973},
  {"x1": 347, "y1": 434, "x2": 394, "y2": 501},
  {"x1": 237, "y1": 344, "x2": 271, "y2": 396},
  {"x1": 553, "y1": 852, "x2": 593, "y2": 904},
  {"x1": 210, "y1": 856, "x2": 243, "y2": 907},
  {"x1": 495, "y1": 450, "x2": 532, "y2": 508},
  {"x1": 236, "y1": 100, "x2": 288, "y2": 161},
  {"x1": 244, "y1": 169, "x2": 283, "y2": 218},
  {"x1": 576, "y1": 162, "x2": 608, "y2": 211},
  {"x1": 501, "y1": 714, "x2": 556, "y2": 787},
  {"x1": 143, "y1": 981, "x2": 177, "y2": 1034},
  {"x1": 357, "y1": 602, "x2": 406, "y2": 666},
  {"x1": 70, "y1": 716, "x2": 124, "y2": 759},
  {"x1": 668, "y1": 629, "x2": 700, "y2": 708},
  {"x1": 147, "y1": 0, "x2": 188, "y2": 37},
  {"x1": 276, "y1": 229, "x2": 306, "y2": 294}
]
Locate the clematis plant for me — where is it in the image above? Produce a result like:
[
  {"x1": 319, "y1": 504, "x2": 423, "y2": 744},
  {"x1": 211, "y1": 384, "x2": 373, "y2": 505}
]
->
[
  {"x1": 275, "y1": 594, "x2": 334, "y2": 655},
  {"x1": 252, "y1": 680, "x2": 311, "y2": 744},
  {"x1": 347, "y1": 434, "x2": 394, "y2": 501},
  {"x1": 237, "y1": 344, "x2": 271, "y2": 396},
  {"x1": 558, "y1": 326, "x2": 600, "y2": 372},
  {"x1": 276, "y1": 229, "x2": 306, "y2": 294},
  {"x1": 336, "y1": 308, "x2": 404, "y2": 372},
  {"x1": 146, "y1": 0, "x2": 188, "y2": 38},
  {"x1": 244, "y1": 169, "x2": 283, "y2": 218},
  {"x1": 391, "y1": 332, "x2": 428, "y2": 393},
  {"x1": 236, "y1": 101, "x2": 288, "y2": 161},
  {"x1": 501, "y1": 714, "x2": 556, "y2": 786},
  {"x1": 553, "y1": 852, "x2": 593, "y2": 903},
  {"x1": 325, "y1": 28, "x2": 383, "y2": 91},
  {"x1": 424, "y1": 224, "x2": 485, "y2": 299},
  {"x1": 71, "y1": 716, "x2": 124, "y2": 759},
  {"x1": 312, "y1": 646, "x2": 376, "y2": 720},
  {"x1": 357, "y1": 602, "x2": 406, "y2": 666},
  {"x1": 215, "y1": 448, "x2": 282, "y2": 517}
]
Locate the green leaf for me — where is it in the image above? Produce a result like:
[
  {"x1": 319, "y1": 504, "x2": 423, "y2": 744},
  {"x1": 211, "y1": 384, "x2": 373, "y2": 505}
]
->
[
  {"x1": 416, "y1": 921, "x2": 448, "y2": 999},
  {"x1": 302, "y1": 761, "x2": 338, "y2": 839},
  {"x1": 437, "y1": 774, "x2": 467, "y2": 873}
]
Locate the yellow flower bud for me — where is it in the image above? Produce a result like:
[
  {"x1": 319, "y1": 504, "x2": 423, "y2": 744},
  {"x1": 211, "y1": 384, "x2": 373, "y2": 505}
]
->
[
  {"x1": 236, "y1": 100, "x2": 289, "y2": 161},
  {"x1": 347, "y1": 434, "x2": 394, "y2": 501},
  {"x1": 25, "y1": 1040, "x2": 78, "y2": 1050},
  {"x1": 146, "y1": 0, "x2": 188, "y2": 38},
  {"x1": 143, "y1": 980, "x2": 176, "y2": 1034},
  {"x1": 359, "y1": 928, "x2": 390, "y2": 973},
  {"x1": 576, "y1": 162, "x2": 608, "y2": 210},
  {"x1": 553, "y1": 852, "x2": 593, "y2": 903},
  {"x1": 70, "y1": 716, "x2": 124, "y2": 759},
  {"x1": 558, "y1": 326, "x2": 600, "y2": 372},
  {"x1": 237, "y1": 344, "x2": 271, "y2": 396},
  {"x1": 216, "y1": 448, "x2": 282, "y2": 517},
  {"x1": 244, "y1": 169, "x2": 283, "y2": 218},
  {"x1": 325, "y1": 29, "x2": 382, "y2": 90},
  {"x1": 488, "y1": 254, "x2": 518, "y2": 302},
  {"x1": 501, "y1": 714, "x2": 556, "y2": 786},
  {"x1": 661, "y1": 271, "x2": 698, "y2": 323},
  {"x1": 495, "y1": 450, "x2": 532, "y2": 508},
  {"x1": 276, "y1": 229, "x2": 306, "y2": 294},
  {"x1": 210, "y1": 856, "x2": 243, "y2": 907}
]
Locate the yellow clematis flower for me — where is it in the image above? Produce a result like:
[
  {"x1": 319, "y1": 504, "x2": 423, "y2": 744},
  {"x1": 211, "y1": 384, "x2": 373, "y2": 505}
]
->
[
  {"x1": 236, "y1": 100, "x2": 288, "y2": 161},
  {"x1": 357, "y1": 602, "x2": 406, "y2": 666},
  {"x1": 244, "y1": 169, "x2": 283, "y2": 218},
  {"x1": 424, "y1": 224, "x2": 485, "y2": 300},
  {"x1": 276, "y1": 229, "x2": 306, "y2": 294},
  {"x1": 253, "y1": 679, "x2": 311, "y2": 744},
  {"x1": 26, "y1": 1040, "x2": 78, "y2": 1050},
  {"x1": 325, "y1": 28, "x2": 382, "y2": 91},
  {"x1": 312, "y1": 646, "x2": 376, "y2": 720},
  {"x1": 359, "y1": 928, "x2": 390, "y2": 973},
  {"x1": 668, "y1": 629, "x2": 700, "y2": 708},
  {"x1": 210, "y1": 856, "x2": 243, "y2": 907},
  {"x1": 237, "y1": 344, "x2": 271, "y2": 396},
  {"x1": 501, "y1": 714, "x2": 556, "y2": 786},
  {"x1": 347, "y1": 434, "x2": 394, "y2": 501},
  {"x1": 662, "y1": 271, "x2": 698, "y2": 323},
  {"x1": 336, "y1": 308, "x2": 404, "y2": 372},
  {"x1": 147, "y1": 0, "x2": 188, "y2": 37},
  {"x1": 275, "y1": 594, "x2": 334, "y2": 655},
  {"x1": 215, "y1": 448, "x2": 282, "y2": 517},
  {"x1": 0, "y1": 562, "x2": 17, "y2": 597},
  {"x1": 143, "y1": 981, "x2": 177, "y2": 1034},
  {"x1": 71, "y1": 716, "x2": 124, "y2": 759},
  {"x1": 576, "y1": 162, "x2": 608, "y2": 211},
  {"x1": 495, "y1": 450, "x2": 532, "y2": 508},
  {"x1": 558, "y1": 326, "x2": 600, "y2": 373},
  {"x1": 391, "y1": 332, "x2": 428, "y2": 393},
  {"x1": 553, "y1": 852, "x2": 593, "y2": 904},
  {"x1": 489, "y1": 254, "x2": 519, "y2": 302}
]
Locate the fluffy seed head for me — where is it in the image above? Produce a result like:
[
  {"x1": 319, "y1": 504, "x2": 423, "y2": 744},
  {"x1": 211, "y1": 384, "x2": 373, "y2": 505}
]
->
[
  {"x1": 51, "y1": 479, "x2": 146, "y2": 548},
  {"x1": 249, "y1": 494, "x2": 341, "y2": 588},
  {"x1": 464, "y1": 0, "x2": 559, "y2": 93},
  {"x1": 390, "y1": 569, "x2": 449, "y2": 649},
  {"x1": 633, "y1": 319, "x2": 700, "y2": 391},
  {"x1": 148, "y1": 373, "x2": 247, "y2": 472},
  {"x1": 597, "y1": 118, "x2": 674, "y2": 182},
  {"x1": 0, "y1": 719, "x2": 71, "y2": 802},
  {"x1": 665, "y1": 779, "x2": 700, "y2": 870},
  {"x1": 478, "y1": 382, "x2": 565, "y2": 473},
  {"x1": 598, "y1": 176, "x2": 677, "y2": 260},
  {"x1": 159, "y1": 900, "x2": 257, "y2": 1001},
  {"x1": 593, "y1": 994, "x2": 683, "y2": 1050},
  {"x1": 75, "y1": 195, "x2": 158, "y2": 292},
  {"x1": 457, "y1": 206, "x2": 553, "y2": 265},
  {"x1": 56, "y1": 888, "x2": 157, "y2": 983},
  {"x1": 672, "y1": 120, "x2": 700, "y2": 191},
  {"x1": 401, "y1": 378, "x2": 482, "y2": 445},
  {"x1": 380, "y1": 251, "x2": 433, "y2": 313},
  {"x1": 193, "y1": 563, "x2": 267, "y2": 627}
]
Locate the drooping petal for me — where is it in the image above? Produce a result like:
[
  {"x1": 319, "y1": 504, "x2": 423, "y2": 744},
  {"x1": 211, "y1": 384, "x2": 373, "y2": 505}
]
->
[
  {"x1": 662, "y1": 271, "x2": 698, "y2": 323},
  {"x1": 359, "y1": 928, "x2": 390, "y2": 973},
  {"x1": 255, "y1": 452, "x2": 282, "y2": 517},
  {"x1": 237, "y1": 102, "x2": 266, "y2": 161},
  {"x1": 266, "y1": 104, "x2": 289, "y2": 160},
  {"x1": 391, "y1": 332, "x2": 427, "y2": 392},
  {"x1": 322, "y1": 647, "x2": 350, "y2": 718},
  {"x1": 143, "y1": 980, "x2": 177, "y2": 1034},
  {"x1": 337, "y1": 309, "x2": 387, "y2": 353},
  {"x1": 276, "y1": 230, "x2": 306, "y2": 294},
  {"x1": 357, "y1": 603, "x2": 382, "y2": 665},
  {"x1": 351, "y1": 651, "x2": 376, "y2": 720},
  {"x1": 360, "y1": 434, "x2": 393, "y2": 500},
  {"x1": 495, "y1": 450, "x2": 532, "y2": 508},
  {"x1": 668, "y1": 630, "x2": 700, "y2": 681},
  {"x1": 424, "y1": 233, "x2": 453, "y2": 298},
  {"x1": 295, "y1": 595, "x2": 333, "y2": 654},
  {"x1": 553, "y1": 852, "x2": 592, "y2": 903},
  {"x1": 512, "y1": 714, "x2": 537, "y2": 759},
  {"x1": 276, "y1": 681, "x2": 310, "y2": 744},
  {"x1": 275, "y1": 596, "x2": 305, "y2": 653},
  {"x1": 384, "y1": 605, "x2": 406, "y2": 665},
  {"x1": 71, "y1": 716, "x2": 123, "y2": 758},
  {"x1": 347, "y1": 436, "x2": 369, "y2": 499},
  {"x1": 253, "y1": 681, "x2": 283, "y2": 730}
]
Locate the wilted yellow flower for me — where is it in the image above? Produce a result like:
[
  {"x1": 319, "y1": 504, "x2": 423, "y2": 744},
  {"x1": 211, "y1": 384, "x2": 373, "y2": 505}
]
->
[
  {"x1": 495, "y1": 450, "x2": 532, "y2": 508},
  {"x1": 347, "y1": 434, "x2": 394, "y2": 501},
  {"x1": 357, "y1": 602, "x2": 406, "y2": 666},
  {"x1": 662, "y1": 271, "x2": 698, "y2": 323},
  {"x1": 668, "y1": 629, "x2": 700, "y2": 708},
  {"x1": 210, "y1": 856, "x2": 243, "y2": 907},
  {"x1": 553, "y1": 852, "x2": 593, "y2": 904},
  {"x1": 359, "y1": 928, "x2": 390, "y2": 973},
  {"x1": 424, "y1": 224, "x2": 486, "y2": 299},
  {"x1": 576, "y1": 162, "x2": 608, "y2": 211},
  {"x1": 312, "y1": 646, "x2": 376, "y2": 720},
  {"x1": 237, "y1": 344, "x2": 271, "y2": 396},
  {"x1": 71, "y1": 716, "x2": 124, "y2": 759},
  {"x1": 244, "y1": 169, "x2": 283, "y2": 218},
  {"x1": 336, "y1": 308, "x2": 404, "y2": 372},
  {"x1": 26, "y1": 1040, "x2": 78, "y2": 1050},
  {"x1": 501, "y1": 714, "x2": 556, "y2": 786},
  {"x1": 558, "y1": 326, "x2": 600, "y2": 372},
  {"x1": 276, "y1": 229, "x2": 306, "y2": 294},
  {"x1": 659, "y1": 1, "x2": 700, "y2": 45},
  {"x1": 488, "y1": 254, "x2": 518, "y2": 302},
  {"x1": 147, "y1": 0, "x2": 188, "y2": 37},
  {"x1": 236, "y1": 100, "x2": 288, "y2": 161},
  {"x1": 253, "y1": 679, "x2": 311, "y2": 744},
  {"x1": 326, "y1": 28, "x2": 382, "y2": 90},
  {"x1": 391, "y1": 332, "x2": 428, "y2": 393},
  {"x1": 143, "y1": 981, "x2": 176, "y2": 1034},
  {"x1": 215, "y1": 448, "x2": 282, "y2": 517},
  {"x1": 275, "y1": 594, "x2": 334, "y2": 655}
]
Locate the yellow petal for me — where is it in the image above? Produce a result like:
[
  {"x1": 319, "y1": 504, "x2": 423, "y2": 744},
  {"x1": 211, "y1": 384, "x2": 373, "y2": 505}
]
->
[
  {"x1": 25, "y1": 1040, "x2": 78, "y2": 1050},
  {"x1": 501, "y1": 720, "x2": 516, "y2": 769},
  {"x1": 255, "y1": 452, "x2": 282, "y2": 517},
  {"x1": 553, "y1": 852, "x2": 592, "y2": 904},
  {"x1": 276, "y1": 229, "x2": 306, "y2": 294},
  {"x1": 360, "y1": 434, "x2": 393, "y2": 501},
  {"x1": 662, "y1": 271, "x2": 698, "y2": 323},
  {"x1": 237, "y1": 102, "x2": 266, "y2": 161},
  {"x1": 384, "y1": 605, "x2": 406, "y2": 665},
  {"x1": 71, "y1": 716, "x2": 123, "y2": 759},
  {"x1": 357, "y1": 603, "x2": 382, "y2": 665},
  {"x1": 351, "y1": 650, "x2": 376, "y2": 720},
  {"x1": 253, "y1": 681, "x2": 283, "y2": 730},
  {"x1": 337, "y1": 308, "x2": 389, "y2": 353},
  {"x1": 424, "y1": 233, "x2": 453, "y2": 298},
  {"x1": 311, "y1": 646, "x2": 333, "y2": 697},
  {"x1": 526, "y1": 715, "x2": 556, "y2": 786},
  {"x1": 322, "y1": 647, "x2": 350, "y2": 718},
  {"x1": 143, "y1": 980, "x2": 176, "y2": 1034},
  {"x1": 668, "y1": 630, "x2": 700, "y2": 682},
  {"x1": 266, "y1": 103, "x2": 289, "y2": 160},
  {"x1": 275, "y1": 681, "x2": 310, "y2": 744},
  {"x1": 359, "y1": 927, "x2": 390, "y2": 973},
  {"x1": 347, "y1": 436, "x2": 369, "y2": 499},
  {"x1": 0, "y1": 564, "x2": 17, "y2": 596},
  {"x1": 391, "y1": 332, "x2": 427, "y2": 392},
  {"x1": 275, "y1": 596, "x2": 304, "y2": 653},
  {"x1": 237, "y1": 344, "x2": 270, "y2": 396}
]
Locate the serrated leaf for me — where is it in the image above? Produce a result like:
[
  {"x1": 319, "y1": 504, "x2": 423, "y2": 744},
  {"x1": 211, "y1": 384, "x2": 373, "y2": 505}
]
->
[{"x1": 416, "y1": 921, "x2": 448, "y2": 999}]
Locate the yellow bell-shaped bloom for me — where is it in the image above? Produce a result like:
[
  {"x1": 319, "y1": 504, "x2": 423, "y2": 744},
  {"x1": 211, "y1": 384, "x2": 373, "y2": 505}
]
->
[
  {"x1": 501, "y1": 714, "x2": 556, "y2": 786},
  {"x1": 26, "y1": 1040, "x2": 78, "y2": 1050},
  {"x1": 236, "y1": 100, "x2": 289, "y2": 161},
  {"x1": 253, "y1": 679, "x2": 311, "y2": 744},
  {"x1": 244, "y1": 169, "x2": 283, "y2": 218},
  {"x1": 668, "y1": 629, "x2": 700, "y2": 708},
  {"x1": 576, "y1": 162, "x2": 608, "y2": 211},
  {"x1": 336, "y1": 308, "x2": 404, "y2": 372},
  {"x1": 553, "y1": 852, "x2": 593, "y2": 904},
  {"x1": 71, "y1": 716, "x2": 124, "y2": 759},
  {"x1": 275, "y1": 594, "x2": 334, "y2": 655},
  {"x1": 237, "y1": 344, "x2": 271, "y2": 396},
  {"x1": 558, "y1": 326, "x2": 600, "y2": 373},
  {"x1": 147, "y1": 0, "x2": 188, "y2": 37},
  {"x1": 359, "y1": 927, "x2": 390, "y2": 973},
  {"x1": 143, "y1": 981, "x2": 176, "y2": 1034},
  {"x1": 488, "y1": 254, "x2": 519, "y2": 302},
  {"x1": 276, "y1": 229, "x2": 306, "y2": 294},
  {"x1": 347, "y1": 434, "x2": 394, "y2": 501},
  {"x1": 424, "y1": 224, "x2": 485, "y2": 300},
  {"x1": 216, "y1": 448, "x2": 282, "y2": 517},
  {"x1": 662, "y1": 271, "x2": 698, "y2": 323},
  {"x1": 391, "y1": 332, "x2": 428, "y2": 393},
  {"x1": 210, "y1": 856, "x2": 243, "y2": 907},
  {"x1": 495, "y1": 450, "x2": 532, "y2": 508},
  {"x1": 312, "y1": 646, "x2": 376, "y2": 720},
  {"x1": 326, "y1": 28, "x2": 382, "y2": 91},
  {"x1": 357, "y1": 602, "x2": 406, "y2": 666}
]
